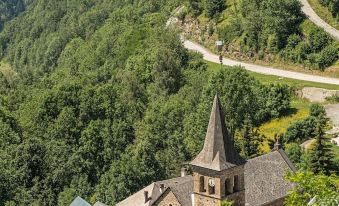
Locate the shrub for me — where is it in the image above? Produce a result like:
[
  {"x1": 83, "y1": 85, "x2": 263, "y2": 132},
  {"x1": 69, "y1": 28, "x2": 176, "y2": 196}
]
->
[
  {"x1": 218, "y1": 20, "x2": 243, "y2": 45},
  {"x1": 204, "y1": 0, "x2": 226, "y2": 18},
  {"x1": 261, "y1": 84, "x2": 292, "y2": 119},
  {"x1": 316, "y1": 44, "x2": 339, "y2": 70},
  {"x1": 308, "y1": 27, "x2": 331, "y2": 52}
]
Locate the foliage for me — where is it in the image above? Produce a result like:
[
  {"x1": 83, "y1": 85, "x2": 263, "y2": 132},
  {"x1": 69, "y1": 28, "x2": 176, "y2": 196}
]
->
[
  {"x1": 0, "y1": 0, "x2": 295, "y2": 205},
  {"x1": 0, "y1": 0, "x2": 29, "y2": 31},
  {"x1": 221, "y1": 199, "x2": 234, "y2": 206},
  {"x1": 229, "y1": 0, "x2": 304, "y2": 52},
  {"x1": 285, "y1": 171, "x2": 339, "y2": 206},
  {"x1": 208, "y1": 0, "x2": 338, "y2": 70},
  {"x1": 204, "y1": 0, "x2": 226, "y2": 18},
  {"x1": 286, "y1": 143, "x2": 302, "y2": 165},
  {"x1": 284, "y1": 104, "x2": 328, "y2": 143},
  {"x1": 319, "y1": 0, "x2": 339, "y2": 18},
  {"x1": 310, "y1": 123, "x2": 335, "y2": 175},
  {"x1": 240, "y1": 120, "x2": 263, "y2": 158},
  {"x1": 325, "y1": 95, "x2": 339, "y2": 103}
]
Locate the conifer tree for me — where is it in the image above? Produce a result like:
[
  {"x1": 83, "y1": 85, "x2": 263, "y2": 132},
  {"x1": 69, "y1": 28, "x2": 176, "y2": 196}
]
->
[
  {"x1": 204, "y1": 0, "x2": 226, "y2": 18},
  {"x1": 242, "y1": 119, "x2": 262, "y2": 158},
  {"x1": 310, "y1": 122, "x2": 334, "y2": 175}
]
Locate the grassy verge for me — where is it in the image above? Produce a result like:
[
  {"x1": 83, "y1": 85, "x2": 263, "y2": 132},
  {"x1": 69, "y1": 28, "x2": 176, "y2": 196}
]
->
[
  {"x1": 206, "y1": 61, "x2": 339, "y2": 90},
  {"x1": 308, "y1": 0, "x2": 339, "y2": 30}
]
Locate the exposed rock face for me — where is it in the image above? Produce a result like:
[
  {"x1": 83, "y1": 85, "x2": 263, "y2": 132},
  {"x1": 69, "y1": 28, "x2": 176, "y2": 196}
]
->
[
  {"x1": 297, "y1": 87, "x2": 339, "y2": 102},
  {"x1": 325, "y1": 104, "x2": 339, "y2": 127}
]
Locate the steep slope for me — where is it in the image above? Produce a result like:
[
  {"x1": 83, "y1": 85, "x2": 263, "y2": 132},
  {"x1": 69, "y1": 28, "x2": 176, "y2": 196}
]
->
[{"x1": 182, "y1": 0, "x2": 339, "y2": 74}]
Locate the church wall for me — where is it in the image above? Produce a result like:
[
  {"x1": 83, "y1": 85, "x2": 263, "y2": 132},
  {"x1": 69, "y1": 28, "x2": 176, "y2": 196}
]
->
[{"x1": 193, "y1": 165, "x2": 245, "y2": 206}]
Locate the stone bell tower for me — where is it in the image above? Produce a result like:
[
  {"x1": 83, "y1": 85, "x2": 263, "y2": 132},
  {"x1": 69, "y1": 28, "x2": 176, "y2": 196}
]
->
[{"x1": 190, "y1": 94, "x2": 246, "y2": 206}]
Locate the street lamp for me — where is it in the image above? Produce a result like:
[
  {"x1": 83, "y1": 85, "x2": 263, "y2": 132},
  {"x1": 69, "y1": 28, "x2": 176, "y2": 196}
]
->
[{"x1": 216, "y1": 40, "x2": 223, "y2": 66}]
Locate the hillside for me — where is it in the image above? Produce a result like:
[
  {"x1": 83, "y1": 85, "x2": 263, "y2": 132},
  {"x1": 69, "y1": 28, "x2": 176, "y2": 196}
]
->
[
  {"x1": 0, "y1": 0, "x2": 338, "y2": 206},
  {"x1": 307, "y1": 0, "x2": 339, "y2": 30},
  {"x1": 181, "y1": 0, "x2": 339, "y2": 76}
]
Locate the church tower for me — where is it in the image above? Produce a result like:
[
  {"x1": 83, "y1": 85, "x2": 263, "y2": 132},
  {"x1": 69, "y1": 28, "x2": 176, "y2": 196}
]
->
[{"x1": 190, "y1": 94, "x2": 246, "y2": 206}]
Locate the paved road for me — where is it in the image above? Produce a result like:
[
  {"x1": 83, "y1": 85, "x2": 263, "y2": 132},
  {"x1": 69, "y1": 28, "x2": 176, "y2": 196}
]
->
[
  {"x1": 300, "y1": 0, "x2": 339, "y2": 40},
  {"x1": 183, "y1": 39, "x2": 339, "y2": 85}
]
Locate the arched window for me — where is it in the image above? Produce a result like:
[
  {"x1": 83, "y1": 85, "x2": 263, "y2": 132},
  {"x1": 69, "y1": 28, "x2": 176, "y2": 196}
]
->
[
  {"x1": 225, "y1": 178, "x2": 232, "y2": 195},
  {"x1": 199, "y1": 176, "x2": 205, "y2": 192},
  {"x1": 233, "y1": 175, "x2": 239, "y2": 192}
]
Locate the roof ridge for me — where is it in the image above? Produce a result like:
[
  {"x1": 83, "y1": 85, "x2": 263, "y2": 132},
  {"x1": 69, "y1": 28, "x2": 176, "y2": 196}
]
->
[{"x1": 277, "y1": 149, "x2": 297, "y2": 172}]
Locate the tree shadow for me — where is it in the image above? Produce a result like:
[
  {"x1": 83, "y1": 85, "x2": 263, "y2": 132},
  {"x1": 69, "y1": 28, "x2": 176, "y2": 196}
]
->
[{"x1": 281, "y1": 107, "x2": 298, "y2": 118}]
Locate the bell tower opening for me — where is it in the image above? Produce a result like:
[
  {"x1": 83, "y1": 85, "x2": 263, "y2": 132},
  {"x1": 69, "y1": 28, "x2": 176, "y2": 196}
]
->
[
  {"x1": 225, "y1": 178, "x2": 232, "y2": 195},
  {"x1": 199, "y1": 176, "x2": 205, "y2": 192},
  {"x1": 234, "y1": 175, "x2": 239, "y2": 192}
]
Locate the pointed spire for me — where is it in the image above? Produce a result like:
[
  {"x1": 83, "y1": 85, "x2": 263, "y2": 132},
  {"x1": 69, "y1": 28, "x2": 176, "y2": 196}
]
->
[{"x1": 190, "y1": 94, "x2": 244, "y2": 171}]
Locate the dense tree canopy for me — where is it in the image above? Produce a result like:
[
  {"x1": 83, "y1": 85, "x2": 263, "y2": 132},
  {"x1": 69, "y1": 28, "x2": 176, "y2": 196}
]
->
[{"x1": 0, "y1": 0, "x2": 335, "y2": 205}]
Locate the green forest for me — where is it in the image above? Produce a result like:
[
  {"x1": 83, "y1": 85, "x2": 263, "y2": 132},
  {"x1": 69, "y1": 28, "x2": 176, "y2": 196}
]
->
[{"x1": 0, "y1": 0, "x2": 338, "y2": 205}]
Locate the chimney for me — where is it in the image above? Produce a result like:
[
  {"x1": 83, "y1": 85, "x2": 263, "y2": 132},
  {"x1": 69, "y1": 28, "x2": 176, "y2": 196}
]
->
[
  {"x1": 181, "y1": 167, "x2": 187, "y2": 177},
  {"x1": 159, "y1": 183, "x2": 165, "y2": 193},
  {"x1": 273, "y1": 134, "x2": 282, "y2": 151},
  {"x1": 144, "y1": 191, "x2": 151, "y2": 203}
]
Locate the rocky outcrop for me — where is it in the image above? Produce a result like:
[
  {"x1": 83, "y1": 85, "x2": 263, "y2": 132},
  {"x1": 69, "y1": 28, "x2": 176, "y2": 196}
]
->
[{"x1": 297, "y1": 87, "x2": 339, "y2": 102}]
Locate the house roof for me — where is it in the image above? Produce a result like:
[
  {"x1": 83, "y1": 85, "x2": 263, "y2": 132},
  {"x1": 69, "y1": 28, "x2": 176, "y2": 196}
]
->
[
  {"x1": 116, "y1": 176, "x2": 193, "y2": 206},
  {"x1": 190, "y1": 94, "x2": 244, "y2": 171},
  {"x1": 70, "y1": 196, "x2": 91, "y2": 206},
  {"x1": 244, "y1": 150, "x2": 296, "y2": 206},
  {"x1": 117, "y1": 149, "x2": 296, "y2": 206}
]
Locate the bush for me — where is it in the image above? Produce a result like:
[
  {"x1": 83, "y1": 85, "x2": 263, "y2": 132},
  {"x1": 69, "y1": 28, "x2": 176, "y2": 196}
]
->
[
  {"x1": 188, "y1": 0, "x2": 203, "y2": 16},
  {"x1": 326, "y1": 95, "x2": 339, "y2": 103},
  {"x1": 204, "y1": 0, "x2": 226, "y2": 18},
  {"x1": 261, "y1": 84, "x2": 292, "y2": 119},
  {"x1": 286, "y1": 34, "x2": 301, "y2": 49},
  {"x1": 316, "y1": 44, "x2": 339, "y2": 70},
  {"x1": 284, "y1": 117, "x2": 317, "y2": 143},
  {"x1": 284, "y1": 104, "x2": 328, "y2": 143},
  {"x1": 308, "y1": 27, "x2": 331, "y2": 52},
  {"x1": 218, "y1": 20, "x2": 243, "y2": 45}
]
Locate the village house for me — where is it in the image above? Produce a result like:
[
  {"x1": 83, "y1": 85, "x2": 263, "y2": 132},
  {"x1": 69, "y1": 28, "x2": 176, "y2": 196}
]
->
[{"x1": 116, "y1": 95, "x2": 296, "y2": 206}]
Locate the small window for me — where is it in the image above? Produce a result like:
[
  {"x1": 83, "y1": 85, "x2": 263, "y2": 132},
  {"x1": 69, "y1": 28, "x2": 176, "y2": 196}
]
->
[
  {"x1": 234, "y1": 175, "x2": 239, "y2": 192},
  {"x1": 199, "y1": 176, "x2": 205, "y2": 192}
]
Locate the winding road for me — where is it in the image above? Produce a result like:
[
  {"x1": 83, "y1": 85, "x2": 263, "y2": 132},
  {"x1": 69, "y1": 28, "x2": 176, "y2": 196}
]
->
[
  {"x1": 300, "y1": 0, "x2": 339, "y2": 40},
  {"x1": 183, "y1": 39, "x2": 339, "y2": 85},
  {"x1": 180, "y1": 0, "x2": 339, "y2": 85}
]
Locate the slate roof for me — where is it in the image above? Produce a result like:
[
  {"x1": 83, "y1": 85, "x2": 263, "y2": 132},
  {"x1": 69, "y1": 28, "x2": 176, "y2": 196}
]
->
[
  {"x1": 244, "y1": 150, "x2": 296, "y2": 206},
  {"x1": 117, "y1": 150, "x2": 295, "y2": 206},
  {"x1": 116, "y1": 176, "x2": 193, "y2": 206},
  {"x1": 93, "y1": 202, "x2": 108, "y2": 206},
  {"x1": 70, "y1": 196, "x2": 91, "y2": 206},
  {"x1": 190, "y1": 94, "x2": 244, "y2": 171}
]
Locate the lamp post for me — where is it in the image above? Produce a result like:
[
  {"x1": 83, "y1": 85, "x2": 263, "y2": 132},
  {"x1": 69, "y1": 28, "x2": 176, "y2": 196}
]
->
[{"x1": 216, "y1": 41, "x2": 223, "y2": 67}]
